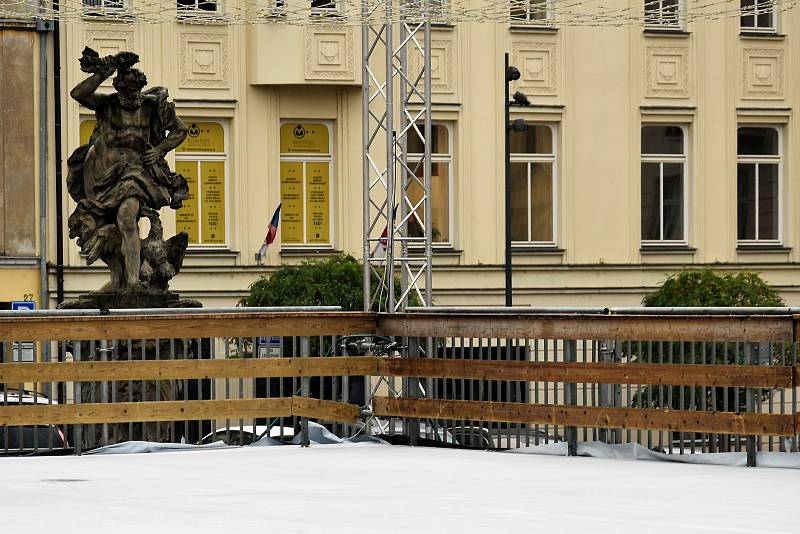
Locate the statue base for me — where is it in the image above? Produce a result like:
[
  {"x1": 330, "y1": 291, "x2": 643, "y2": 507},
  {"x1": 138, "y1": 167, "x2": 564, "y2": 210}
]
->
[{"x1": 58, "y1": 291, "x2": 202, "y2": 311}]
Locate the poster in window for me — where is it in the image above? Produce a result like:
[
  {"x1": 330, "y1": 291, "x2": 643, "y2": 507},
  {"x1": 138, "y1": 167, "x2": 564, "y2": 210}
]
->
[
  {"x1": 201, "y1": 161, "x2": 226, "y2": 244},
  {"x1": 177, "y1": 122, "x2": 225, "y2": 153},
  {"x1": 280, "y1": 162, "x2": 304, "y2": 243},
  {"x1": 175, "y1": 160, "x2": 199, "y2": 244},
  {"x1": 305, "y1": 162, "x2": 330, "y2": 244},
  {"x1": 279, "y1": 123, "x2": 330, "y2": 154}
]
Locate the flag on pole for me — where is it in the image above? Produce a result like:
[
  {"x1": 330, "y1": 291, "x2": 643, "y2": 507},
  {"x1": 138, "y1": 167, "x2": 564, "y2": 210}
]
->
[
  {"x1": 373, "y1": 204, "x2": 398, "y2": 259},
  {"x1": 257, "y1": 204, "x2": 281, "y2": 263}
]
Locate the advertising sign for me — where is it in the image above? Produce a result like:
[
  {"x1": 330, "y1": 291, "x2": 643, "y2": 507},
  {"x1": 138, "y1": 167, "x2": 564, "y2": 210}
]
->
[
  {"x1": 175, "y1": 160, "x2": 200, "y2": 244},
  {"x1": 201, "y1": 161, "x2": 226, "y2": 245},
  {"x1": 279, "y1": 123, "x2": 329, "y2": 154},
  {"x1": 177, "y1": 122, "x2": 225, "y2": 153},
  {"x1": 280, "y1": 161, "x2": 304, "y2": 243},
  {"x1": 305, "y1": 162, "x2": 330, "y2": 244}
]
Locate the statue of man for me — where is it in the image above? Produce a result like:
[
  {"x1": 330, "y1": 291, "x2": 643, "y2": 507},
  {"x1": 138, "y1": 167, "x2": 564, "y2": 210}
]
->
[{"x1": 67, "y1": 48, "x2": 189, "y2": 293}]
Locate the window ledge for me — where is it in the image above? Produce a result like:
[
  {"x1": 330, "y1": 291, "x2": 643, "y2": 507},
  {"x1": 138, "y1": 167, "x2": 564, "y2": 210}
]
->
[
  {"x1": 509, "y1": 25, "x2": 558, "y2": 33},
  {"x1": 431, "y1": 22, "x2": 455, "y2": 30},
  {"x1": 186, "y1": 248, "x2": 239, "y2": 257},
  {"x1": 736, "y1": 244, "x2": 791, "y2": 253},
  {"x1": 408, "y1": 246, "x2": 463, "y2": 256},
  {"x1": 511, "y1": 246, "x2": 564, "y2": 255},
  {"x1": 280, "y1": 247, "x2": 341, "y2": 256},
  {"x1": 643, "y1": 28, "x2": 690, "y2": 37},
  {"x1": 740, "y1": 31, "x2": 785, "y2": 39},
  {"x1": 0, "y1": 256, "x2": 39, "y2": 267},
  {"x1": 640, "y1": 245, "x2": 696, "y2": 254}
]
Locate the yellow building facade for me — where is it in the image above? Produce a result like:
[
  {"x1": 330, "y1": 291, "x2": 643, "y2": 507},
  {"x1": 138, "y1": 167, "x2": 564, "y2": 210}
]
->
[{"x1": 53, "y1": 1, "x2": 800, "y2": 308}]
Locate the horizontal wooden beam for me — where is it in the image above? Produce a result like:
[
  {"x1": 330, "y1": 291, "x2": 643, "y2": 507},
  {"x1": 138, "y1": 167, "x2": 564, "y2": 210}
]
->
[
  {"x1": 0, "y1": 312, "x2": 376, "y2": 342},
  {"x1": 0, "y1": 356, "x2": 379, "y2": 384},
  {"x1": 372, "y1": 397, "x2": 795, "y2": 436},
  {"x1": 377, "y1": 359, "x2": 793, "y2": 388},
  {"x1": 377, "y1": 314, "x2": 794, "y2": 342},
  {"x1": 0, "y1": 396, "x2": 360, "y2": 426},
  {"x1": 292, "y1": 397, "x2": 360, "y2": 423}
]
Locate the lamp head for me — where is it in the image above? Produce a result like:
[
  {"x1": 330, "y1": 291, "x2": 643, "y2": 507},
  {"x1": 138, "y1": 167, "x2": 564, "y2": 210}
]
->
[
  {"x1": 512, "y1": 91, "x2": 530, "y2": 106},
  {"x1": 510, "y1": 118, "x2": 528, "y2": 132},
  {"x1": 506, "y1": 65, "x2": 521, "y2": 82}
]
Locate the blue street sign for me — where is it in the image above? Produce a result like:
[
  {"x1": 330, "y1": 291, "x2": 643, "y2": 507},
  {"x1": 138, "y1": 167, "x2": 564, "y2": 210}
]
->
[{"x1": 11, "y1": 301, "x2": 35, "y2": 311}]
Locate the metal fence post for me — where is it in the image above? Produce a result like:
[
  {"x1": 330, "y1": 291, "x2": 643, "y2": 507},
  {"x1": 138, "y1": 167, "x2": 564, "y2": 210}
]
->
[
  {"x1": 406, "y1": 337, "x2": 420, "y2": 446},
  {"x1": 300, "y1": 336, "x2": 310, "y2": 448},
  {"x1": 745, "y1": 342, "x2": 758, "y2": 467},
  {"x1": 73, "y1": 340, "x2": 82, "y2": 456},
  {"x1": 564, "y1": 339, "x2": 578, "y2": 456}
]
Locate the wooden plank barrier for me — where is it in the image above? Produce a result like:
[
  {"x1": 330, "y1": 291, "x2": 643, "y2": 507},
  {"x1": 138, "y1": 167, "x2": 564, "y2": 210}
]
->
[
  {"x1": 377, "y1": 313, "x2": 796, "y2": 342},
  {"x1": 0, "y1": 311, "x2": 376, "y2": 342},
  {"x1": 0, "y1": 396, "x2": 359, "y2": 426},
  {"x1": 373, "y1": 397, "x2": 796, "y2": 436},
  {"x1": 0, "y1": 356, "x2": 379, "y2": 384},
  {"x1": 377, "y1": 358, "x2": 793, "y2": 388}
]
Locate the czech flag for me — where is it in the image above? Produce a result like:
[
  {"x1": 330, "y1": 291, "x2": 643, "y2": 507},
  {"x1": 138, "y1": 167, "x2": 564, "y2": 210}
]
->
[
  {"x1": 373, "y1": 204, "x2": 397, "y2": 259},
  {"x1": 257, "y1": 204, "x2": 281, "y2": 263}
]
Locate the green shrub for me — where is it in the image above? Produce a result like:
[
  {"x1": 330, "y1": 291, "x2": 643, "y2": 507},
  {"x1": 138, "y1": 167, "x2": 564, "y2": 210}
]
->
[{"x1": 642, "y1": 269, "x2": 784, "y2": 308}]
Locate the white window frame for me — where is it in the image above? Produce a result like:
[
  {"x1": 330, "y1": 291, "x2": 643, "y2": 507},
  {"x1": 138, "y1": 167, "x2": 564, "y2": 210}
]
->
[
  {"x1": 640, "y1": 124, "x2": 688, "y2": 246},
  {"x1": 407, "y1": 121, "x2": 454, "y2": 247},
  {"x1": 510, "y1": 122, "x2": 558, "y2": 247},
  {"x1": 737, "y1": 125, "x2": 782, "y2": 245},
  {"x1": 175, "y1": 119, "x2": 231, "y2": 249},
  {"x1": 644, "y1": 0, "x2": 684, "y2": 30},
  {"x1": 279, "y1": 120, "x2": 335, "y2": 249},
  {"x1": 310, "y1": 0, "x2": 343, "y2": 17},
  {"x1": 81, "y1": 0, "x2": 130, "y2": 17},
  {"x1": 510, "y1": 0, "x2": 553, "y2": 26},
  {"x1": 740, "y1": 0, "x2": 778, "y2": 33}
]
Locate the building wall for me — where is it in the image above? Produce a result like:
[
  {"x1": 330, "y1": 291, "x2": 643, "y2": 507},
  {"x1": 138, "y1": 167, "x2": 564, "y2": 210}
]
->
[
  {"x1": 0, "y1": 19, "x2": 44, "y2": 309},
  {"x1": 55, "y1": 1, "x2": 800, "y2": 308}
]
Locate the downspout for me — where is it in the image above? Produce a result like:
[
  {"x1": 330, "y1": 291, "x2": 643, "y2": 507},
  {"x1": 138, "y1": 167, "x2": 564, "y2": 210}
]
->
[
  {"x1": 37, "y1": 20, "x2": 50, "y2": 311},
  {"x1": 52, "y1": 0, "x2": 64, "y2": 305}
]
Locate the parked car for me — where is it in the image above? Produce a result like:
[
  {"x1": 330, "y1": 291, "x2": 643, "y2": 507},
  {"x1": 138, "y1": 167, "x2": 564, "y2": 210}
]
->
[{"x1": 0, "y1": 389, "x2": 68, "y2": 455}]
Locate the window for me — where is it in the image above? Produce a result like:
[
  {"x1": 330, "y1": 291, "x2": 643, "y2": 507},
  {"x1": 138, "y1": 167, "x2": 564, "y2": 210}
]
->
[
  {"x1": 279, "y1": 122, "x2": 333, "y2": 246},
  {"x1": 406, "y1": 122, "x2": 453, "y2": 245},
  {"x1": 177, "y1": 0, "x2": 218, "y2": 14},
  {"x1": 82, "y1": 0, "x2": 126, "y2": 16},
  {"x1": 175, "y1": 121, "x2": 229, "y2": 247},
  {"x1": 510, "y1": 124, "x2": 556, "y2": 245},
  {"x1": 641, "y1": 125, "x2": 687, "y2": 244},
  {"x1": 311, "y1": 0, "x2": 339, "y2": 15},
  {"x1": 737, "y1": 126, "x2": 780, "y2": 243},
  {"x1": 510, "y1": 0, "x2": 551, "y2": 25},
  {"x1": 741, "y1": 0, "x2": 776, "y2": 32},
  {"x1": 644, "y1": 0, "x2": 682, "y2": 29}
]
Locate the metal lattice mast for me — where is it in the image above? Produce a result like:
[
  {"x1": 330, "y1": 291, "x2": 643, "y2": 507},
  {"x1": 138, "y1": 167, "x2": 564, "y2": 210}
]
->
[{"x1": 362, "y1": 0, "x2": 433, "y2": 312}]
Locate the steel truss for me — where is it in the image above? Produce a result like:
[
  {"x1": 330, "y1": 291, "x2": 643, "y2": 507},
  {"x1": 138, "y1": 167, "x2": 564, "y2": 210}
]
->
[{"x1": 362, "y1": 0, "x2": 433, "y2": 312}]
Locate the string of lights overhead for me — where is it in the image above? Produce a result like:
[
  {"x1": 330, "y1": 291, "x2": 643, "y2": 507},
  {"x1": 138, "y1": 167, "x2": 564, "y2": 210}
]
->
[{"x1": 0, "y1": 0, "x2": 793, "y2": 27}]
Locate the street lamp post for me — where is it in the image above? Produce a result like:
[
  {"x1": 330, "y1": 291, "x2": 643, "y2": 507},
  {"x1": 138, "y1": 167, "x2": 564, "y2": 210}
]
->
[{"x1": 504, "y1": 53, "x2": 530, "y2": 307}]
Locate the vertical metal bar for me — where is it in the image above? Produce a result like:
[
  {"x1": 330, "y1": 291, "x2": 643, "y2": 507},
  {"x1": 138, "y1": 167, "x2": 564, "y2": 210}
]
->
[
  {"x1": 746, "y1": 342, "x2": 757, "y2": 467},
  {"x1": 300, "y1": 336, "x2": 310, "y2": 447},
  {"x1": 385, "y1": 0, "x2": 395, "y2": 313},
  {"x1": 101, "y1": 339, "x2": 109, "y2": 447},
  {"x1": 564, "y1": 340, "x2": 577, "y2": 456},
  {"x1": 423, "y1": 3, "x2": 433, "y2": 308},
  {"x1": 362, "y1": 0, "x2": 372, "y2": 311},
  {"x1": 73, "y1": 341, "x2": 82, "y2": 455}
]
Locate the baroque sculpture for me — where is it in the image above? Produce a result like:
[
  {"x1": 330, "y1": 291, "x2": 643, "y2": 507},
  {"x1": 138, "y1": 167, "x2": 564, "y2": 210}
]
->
[{"x1": 66, "y1": 47, "x2": 190, "y2": 305}]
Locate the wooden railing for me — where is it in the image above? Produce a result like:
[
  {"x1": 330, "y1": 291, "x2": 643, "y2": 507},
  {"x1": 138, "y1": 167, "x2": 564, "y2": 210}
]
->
[{"x1": 1, "y1": 310, "x2": 799, "y2": 457}]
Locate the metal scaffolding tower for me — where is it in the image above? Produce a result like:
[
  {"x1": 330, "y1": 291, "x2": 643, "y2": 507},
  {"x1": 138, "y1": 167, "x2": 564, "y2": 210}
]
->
[{"x1": 362, "y1": 0, "x2": 433, "y2": 312}]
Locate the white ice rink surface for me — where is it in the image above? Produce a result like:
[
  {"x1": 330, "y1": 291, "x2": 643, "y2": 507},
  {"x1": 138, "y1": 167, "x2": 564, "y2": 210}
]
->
[{"x1": 1, "y1": 444, "x2": 797, "y2": 533}]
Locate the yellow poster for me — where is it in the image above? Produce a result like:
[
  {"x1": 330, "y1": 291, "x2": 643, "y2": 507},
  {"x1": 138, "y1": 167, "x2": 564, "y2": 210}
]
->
[
  {"x1": 305, "y1": 162, "x2": 330, "y2": 244},
  {"x1": 280, "y1": 162, "x2": 304, "y2": 243},
  {"x1": 201, "y1": 161, "x2": 226, "y2": 245},
  {"x1": 280, "y1": 123, "x2": 329, "y2": 154},
  {"x1": 175, "y1": 160, "x2": 199, "y2": 244},
  {"x1": 177, "y1": 122, "x2": 225, "y2": 153},
  {"x1": 79, "y1": 120, "x2": 97, "y2": 145}
]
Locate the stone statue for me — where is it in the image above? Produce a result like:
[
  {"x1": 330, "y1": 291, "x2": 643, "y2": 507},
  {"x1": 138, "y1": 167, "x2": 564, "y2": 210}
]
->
[{"x1": 66, "y1": 47, "x2": 190, "y2": 300}]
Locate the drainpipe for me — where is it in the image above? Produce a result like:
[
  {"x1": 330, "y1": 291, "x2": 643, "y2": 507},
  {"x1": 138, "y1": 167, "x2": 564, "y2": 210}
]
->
[
  {"x1": 52, "y1": 0, "x2": 64, "y2": 305},
  {"x1": 36, "y1": 16, "x2": 52, "y2": 312}
]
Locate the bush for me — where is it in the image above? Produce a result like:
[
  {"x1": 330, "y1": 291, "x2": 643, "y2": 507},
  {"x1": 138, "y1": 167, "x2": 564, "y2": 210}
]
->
[
  {"x1": 240, "y1": 254, "x2": 364, "y2": 310},
  {"x1": 642, "y1": 269, "x2": 784, "y2": 308}
]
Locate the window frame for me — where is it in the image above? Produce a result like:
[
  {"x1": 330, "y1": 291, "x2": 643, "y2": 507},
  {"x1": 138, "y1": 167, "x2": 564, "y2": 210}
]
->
[
  {"x1": 279, "y1": 120, "x2": 336, "y2": 249},
  {"x1": 174, "y1": 119, "x2": 231, "y2": 249},
  {"x1": 310, "y1": 0, "x2": 343, "y2": 17},
  {"x1": 736, "y1": 125, "x2": 782, "y2": 245},
  {"x1": 406, "y1": 121, "x2": 455, "y2": 248},
  {"x1": 510, "y1": 0, "x2": 553, "y2": 27},
  {"x1": 81, "y1": 0, "x2": 130, "y2": 18},
  {"x1": 640, "y1": 124, "x2": 689, "y2": 246},
  {"x1": 176, "y1": 0, "x2": 223, "y2": 21},
  {"x1": 644, "y1": 0, "x2": 684, "y2": 30},
  {"x1": 740, "y1": 0, "x2": 778, "y2": 33},
  {"x1": 509, "y1": 122, "x2": 558, "y2": 247}
]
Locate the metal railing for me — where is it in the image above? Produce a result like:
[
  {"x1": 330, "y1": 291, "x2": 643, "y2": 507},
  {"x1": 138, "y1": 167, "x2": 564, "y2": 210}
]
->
[{"x1": 0, "y1": 307, "x2": 798, "y2": 466}]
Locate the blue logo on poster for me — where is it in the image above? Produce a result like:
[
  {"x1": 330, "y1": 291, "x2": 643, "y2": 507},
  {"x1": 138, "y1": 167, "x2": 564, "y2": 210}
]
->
[{"x1": 11, "y1": 301, "x2": 35, "y2": 311}]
